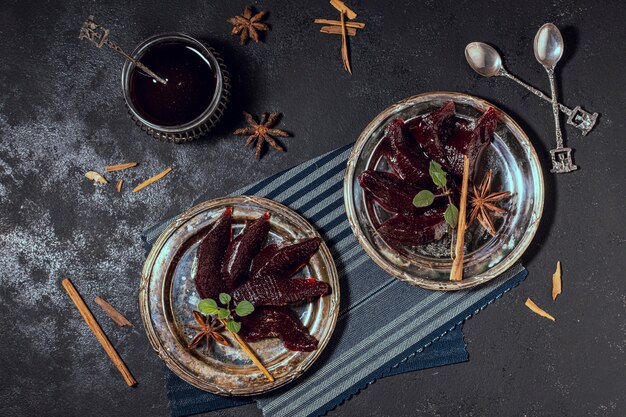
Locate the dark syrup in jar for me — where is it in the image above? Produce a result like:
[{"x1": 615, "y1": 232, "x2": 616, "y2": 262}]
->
[{"x1": 128, "y1": 41, "x2": 217, "y2": 127}]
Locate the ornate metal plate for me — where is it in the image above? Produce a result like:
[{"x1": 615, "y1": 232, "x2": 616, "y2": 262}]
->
[
  {"x1": 344, "y1": 92, "x2": 544, "y2": 291},
  {"x1": 140, "y1": 196, "x2": 339, "y2": 395}
]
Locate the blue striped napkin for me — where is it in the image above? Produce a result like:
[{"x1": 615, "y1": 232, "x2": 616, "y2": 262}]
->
[{"x1": 142, "y1": 144, "x2": 527, "y2": 417}]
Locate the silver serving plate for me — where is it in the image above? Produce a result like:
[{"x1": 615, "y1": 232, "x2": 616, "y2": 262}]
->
[
  {"x1": 140, "y1": 196, "x2": 339, "y2": 395},
  {"x1": 344, "y1": 92, "x2": 544, "y2": 291}
]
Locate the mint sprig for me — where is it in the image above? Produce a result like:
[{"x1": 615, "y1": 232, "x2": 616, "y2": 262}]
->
[
  {"x1": 412, "y1": 161, "x2": 459, "y2": 229},
  {"x1": 197, "y1": 293, "x2": 254, "y2": 334}
]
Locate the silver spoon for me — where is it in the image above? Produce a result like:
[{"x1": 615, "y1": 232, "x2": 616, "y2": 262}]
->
[
  {"x1": 534, "y1": 23, "x2": 577, "y2": 173},
  {"x1": 465, "y1": 42, "x2": 597, "y2": 136}
]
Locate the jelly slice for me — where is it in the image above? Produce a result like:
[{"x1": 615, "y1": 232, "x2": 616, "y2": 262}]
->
[
  {"x1": 194, "y1": 207, "x2": 233, "y2": 300},
  {"x1": 239, "y1": 307, "x2": 318, "y2": 352},
  {"x1": 222, "y1": 212, "x2": 271, "y2": 290}
]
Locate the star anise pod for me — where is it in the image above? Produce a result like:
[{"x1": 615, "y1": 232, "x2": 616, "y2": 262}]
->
[
  {"x1": 187, "y1": 310, "x2": 229, "y2": 352},
  {"x1": 227, "y1": 6, "x2": 269, "y2": 45},
  {"x1": 467, "y1": 170, "x2": 512, "y2": 237},
  {"x1": 233, "y1": 111, "x2": 290, "y2": 160}
]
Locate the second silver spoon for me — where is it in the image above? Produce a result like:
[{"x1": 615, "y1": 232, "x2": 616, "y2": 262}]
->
[{"x1": 534, "y1": 23, "x2": 577, "y2": 173}]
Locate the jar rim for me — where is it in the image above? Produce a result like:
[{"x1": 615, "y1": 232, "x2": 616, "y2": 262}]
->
[{"x1": 121, "y1": 32, "x2": 224, "y2": 133}]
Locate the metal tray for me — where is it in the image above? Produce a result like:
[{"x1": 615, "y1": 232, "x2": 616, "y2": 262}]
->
[
  {"x1": 140, "y1": 196, "x2": 339, "y2": 395},
  {"x1": 344, "y1": 92, "x2": 544, "y2": 291}
]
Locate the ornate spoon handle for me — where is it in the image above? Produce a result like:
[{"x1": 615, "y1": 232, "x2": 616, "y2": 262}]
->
[{"x1": 499, "y1": 69, "x2": 598, "y2": 136}]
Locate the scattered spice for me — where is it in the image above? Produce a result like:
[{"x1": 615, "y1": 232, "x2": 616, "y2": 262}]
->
[
  {"x1": 233, "y1": 112, "x2": 290, "y2": 160},
  {"x1": 552, "y1": 261, "x2": 562, "y2": 300},
  {"x1": 116, "y1": 179, "x2": 123, "y2": 192},
  {"x1": 61, "y1": 278, "x2": 137, "y2": 387},
  {"x1": 95, "y1": 296, "x2": 133, "y2": 327},
  {"x1": 85, "y1": 171, "x2": 108, "y2": 184},
  {"x1": 525, "y1": 298, "x2": 556, "y2": 321},
  {"x1": 187, "y1": 310, "x2": 229, "y2": 352},
  {"x1": 314, "y1": 18, "x2": 365, "y2": 29},
  {"x1": 450, "y1": 156, "x2": 470, "y2": 281},
  {"x1": 320, "y1": 25, "x2": 357, "y2": 36},
  {"x1": 468, "y1": 170, "x2": 513, "y2": 236},
  {"x1": 105, "y1": 162, "x2": 138, "y2": 172},
  {"x1": 133, "y1": 167, "x2": 172, "y2": 192},
  {"x1": 227, "y1": 6, "x2": 269, "y2": 45}
]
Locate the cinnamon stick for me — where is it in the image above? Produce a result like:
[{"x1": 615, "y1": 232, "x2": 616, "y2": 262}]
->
[
  {"x1": 133, "y1": 167, "x2": 172, "y2": 192},
  {"x1": 330, "y1": 0, "x2": 357, "y2": 19},
  {"x1": 320, "y1": 25, "x2": 357, "y2": 36},
  {"x1": 61, "y1": 278, "x2": 137, "y2": 387},
  {"x1": 95, "y1": 296, "x2": 133, "y2": 327},
  {"x1": 105, "y1": 162, "x2": 138, "y2": 172},
  {"x1": 116, "y1": 179, "x2": 123, "y2": 192},
  {"x1": 450, "y1": 155, "x2": 470, "y2": 281},
  {"x1": 219, "y1": 319, "x2": 274, "y2": 382},
  {"x1": 340, "y1": 12, "x2": 352, "y2": 74},
  {"x1": 314, "y1": 18, "x2": 365, "y2": 29}
]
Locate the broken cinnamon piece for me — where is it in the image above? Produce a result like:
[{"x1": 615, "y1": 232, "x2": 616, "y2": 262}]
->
[
  {"x1": 525, "y1": 298, "x2": 555, "y2": 321},
  {"x1": 95, "y1": 296, "x2": 133, "y2": 327},
  {"x1": 105, "y1": 162, "x2": 138, "y2": 172},
  {"x1": 330, "y1": 0, "x2": 357, "y2": 19},
  {"x1": 320, "y1": 25, "x2": 357, "y2": 36},
  {"x1": 314, "y1": 18, "x2": 364, "y2": 29},
  {"x1": 552, "y1": 261, "x2": 562, "y2": 300},
  {"x1": 116, "y1": 179, "x2": 123, "y2": 192},
  {"x1": 85, "y1": 171, "x2": 108, "y2": 184},
  {"x1": 132, "y1": 167, "x2": 172, "y2": 192}
]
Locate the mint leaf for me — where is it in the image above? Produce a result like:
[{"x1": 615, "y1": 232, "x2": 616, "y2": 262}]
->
[
  {"x1": 198, "y1": 299, "x2": 218, "y2": 315},
  {"x1": 226, "y1": 320, "x2": 241, "y2": 334},
  {"x1": 219, "y1": 293, "x2": 231, "y2": 305},
  {"x1": 235, "y1": 300, "x2": 255, "y2": 317},
  {"x1": 444, "y1": 204, "x2": 459, "y2": 228},
  {"x1": 429, "y1": 161, "x2": 447, "y2": 189},
  {"x1": 218, "y1": 308, "x2": 230, "y2": 319},
  {"x1": 412, "y1": 190, "x2": 435, "y2": 208}
]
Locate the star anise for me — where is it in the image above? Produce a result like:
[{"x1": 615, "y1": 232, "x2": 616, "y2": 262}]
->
[
  {"x1": 227, "y1": 6, "x2": 269, "y2": 45},
  {"x1": 467, "y1": 170, "x2": 512, "y2": 237},
  {"x1": 233, "y1": 111, "x2": 290, "y2": 160},
  {"x1": 187, "y1": 310, "x2": 229, "y2": 352}
]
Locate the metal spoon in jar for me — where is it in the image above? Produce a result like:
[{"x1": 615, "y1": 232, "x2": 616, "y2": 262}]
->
[
  {"x1": 465, "y1": 41, "x2": 597, "y2": 136},
  {"x1": 534, "y1": 23, "x2": 577, "y2": 173}
]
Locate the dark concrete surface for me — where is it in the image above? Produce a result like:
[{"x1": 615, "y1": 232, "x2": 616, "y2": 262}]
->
[{"x1": 1, "y1": 1, "x2": 625, "y2": 416}]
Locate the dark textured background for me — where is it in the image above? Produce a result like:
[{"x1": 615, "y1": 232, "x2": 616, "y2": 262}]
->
[{"x1": 1, "y1": 0, "x2": 625, "y2": 416}]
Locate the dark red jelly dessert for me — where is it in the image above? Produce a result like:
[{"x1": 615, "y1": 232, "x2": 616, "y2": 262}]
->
[
  {"x1": 233, "y1": 276, "x2": 330, "y2": 306},
  {"x1": 363, "y1": 103, "x2": 499, "y2": 248},
  {"x1": 358, "y1": 170, "x2": 427, "y2": 215},
  {"x1": 240, "y1": 307, "x2": 319, "y2": 352},
  {"x1": 382, "y1": 119, "x2": 431, "y2": 187},
  {"x1": 250, "y1": 237, "x2": 321, "y2": 281},
  {"x1": 193, "y1": 211, "x2": 330, "y2": 351},
  {"x1": 408, "y1": 101, "x2": 456, "y2": 166},
  {"x1": 443, "y1": 107, "x2": 499, "y2": 179},
  {"x1": 194, "y1": 207, "x2": 233, "y2": 300},
  {"x1": 222, "y1": 212, "x2": 271, "y2": 290},
  {"x1": 377, "y1": 206, "x2": 448, "y2": 247},
  {"x1": 129, "y1": 40, "x2": 217, "y2": 126}
]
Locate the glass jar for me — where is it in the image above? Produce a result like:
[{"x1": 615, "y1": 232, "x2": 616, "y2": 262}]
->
[{"x1": 121, "y1": 32, "x2": 230, "y2": 143}]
